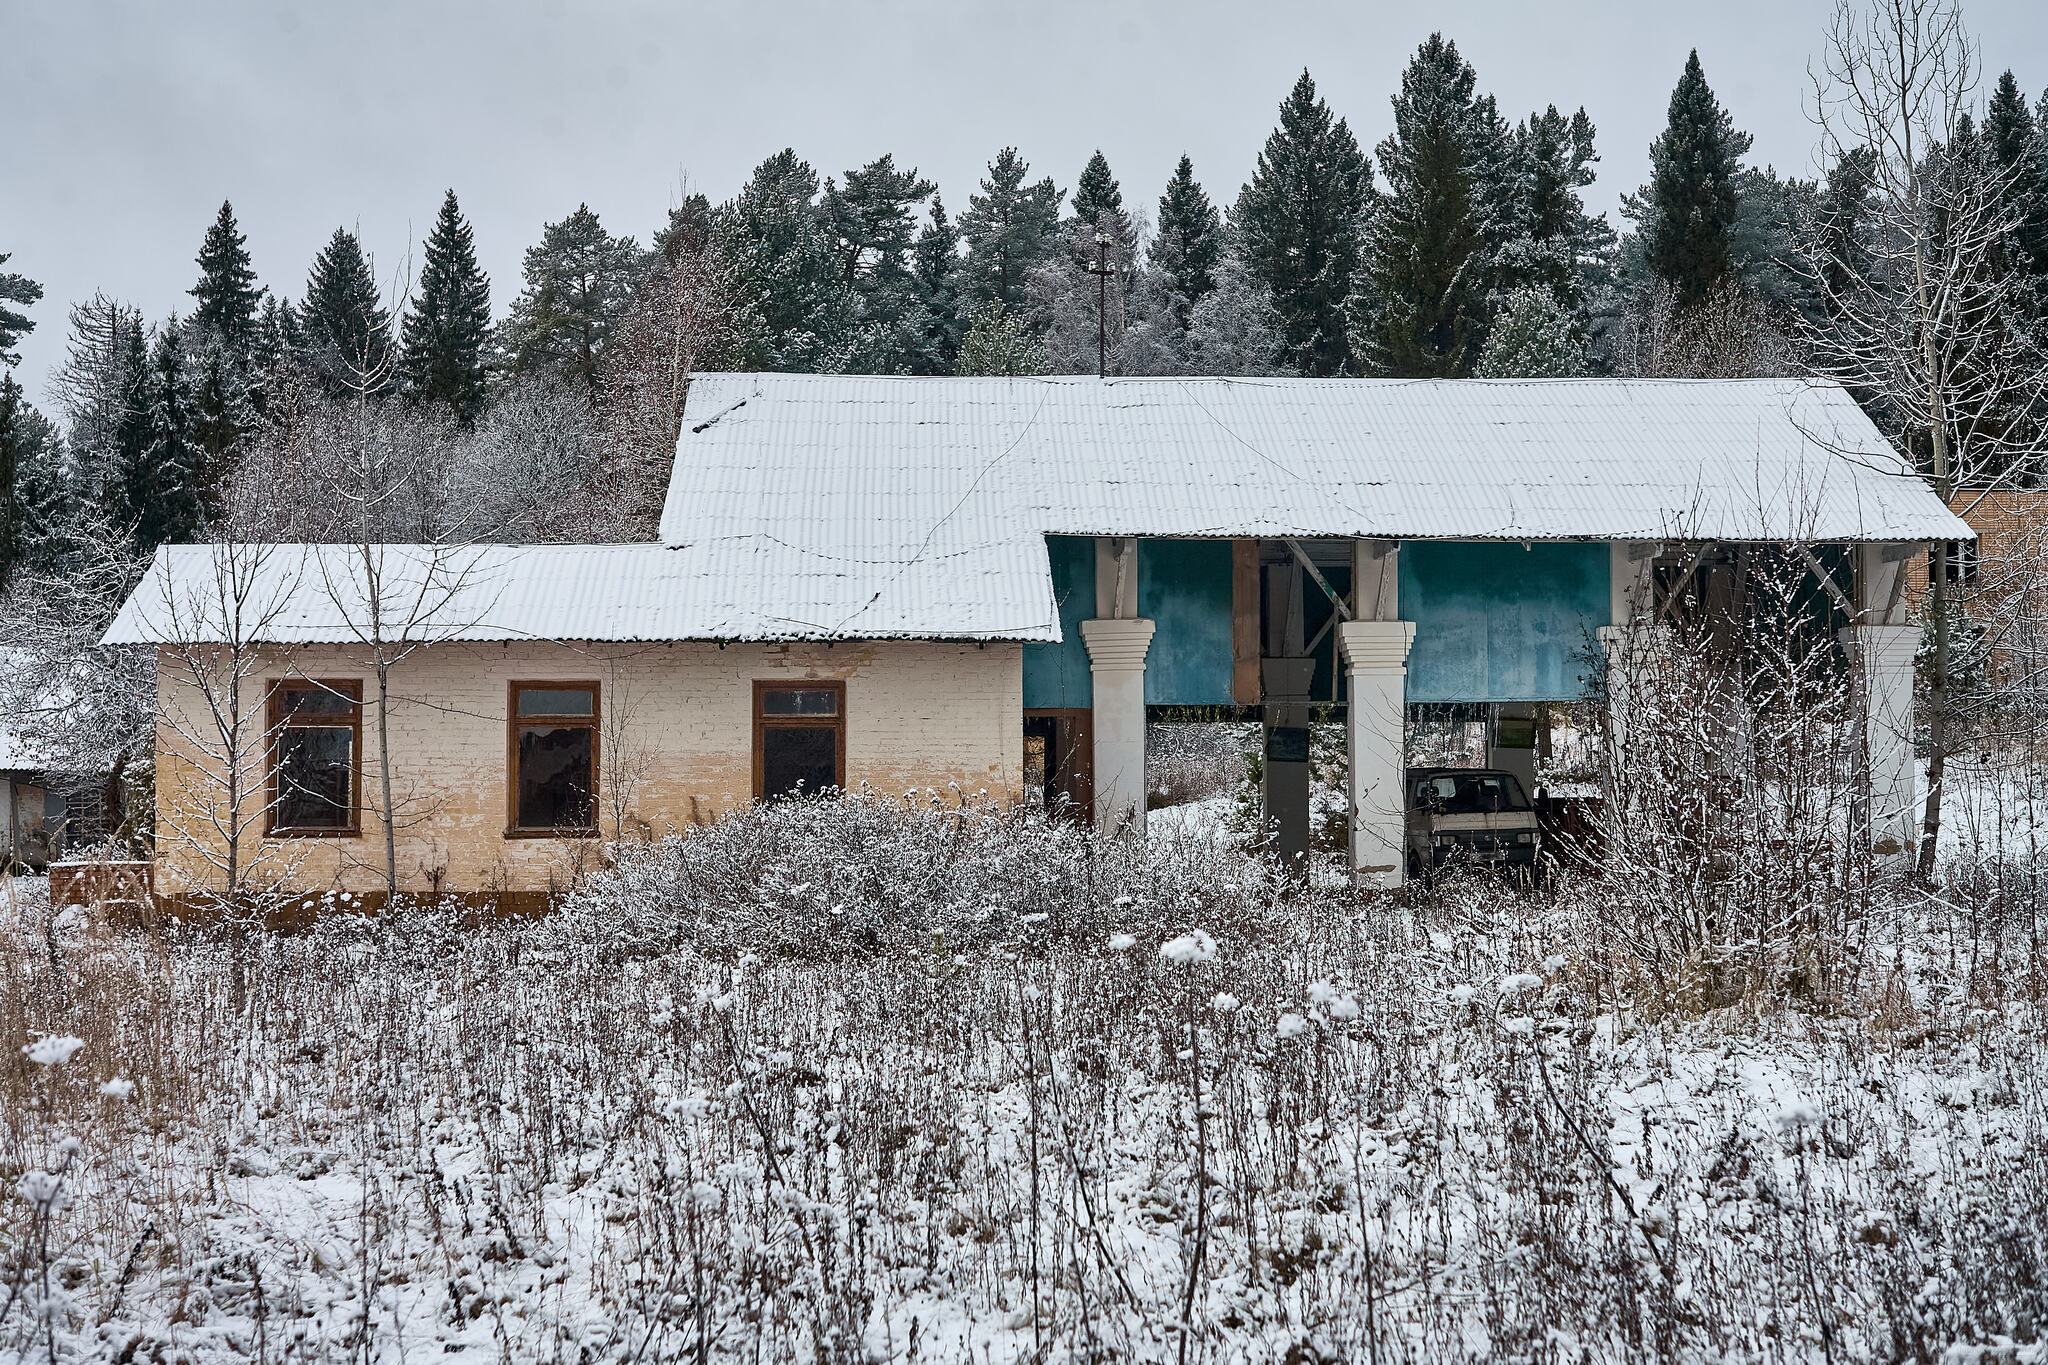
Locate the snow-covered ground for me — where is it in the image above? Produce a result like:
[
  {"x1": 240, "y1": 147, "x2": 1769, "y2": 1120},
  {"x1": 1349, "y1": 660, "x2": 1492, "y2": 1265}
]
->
[{"x1": 5, "y1": 825, "x2": 2044, "y2": 1364}]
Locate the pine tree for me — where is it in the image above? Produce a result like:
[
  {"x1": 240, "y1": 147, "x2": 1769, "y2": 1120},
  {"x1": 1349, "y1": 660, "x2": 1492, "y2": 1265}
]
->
[
  {"x1": 822, "y1": 155, "x2": 938, "y2": 372},
  {"x1": 400, "y1": 189, "x2": 494, "y2": 423},
  {"x1": 1070, "y1": 150, "x2": 1138, "y2": 262},
  {"x1": 5, "y1": 388, "x2": 67, "y2": 584},
  {"x1": 138, "y1": 323, "x2": 206, "y2": 549},
  {"x1": 1638, "y1": 51, "x2": 1752, "y2": 306},
  {"x1": 1234, "y1": 71, "x2": 1370, "y2": 376},
  {"x1": 912, "y1": 196, "x2": 964, "y2": 374},
  {"x1": 1152, "y1": 156, "x2": 1223, "y2": 329},
  {"x1": 1355, "y1": 35, "x2": 1494, "y2": 377},
  {"x1": 189, "y1": 201, "x2": 262, "y2": 363},
  {"x1": 1474, "y1": 286, "x2": 1588, "y2": 376},
  {"x1": 955, "y1": 303, "x2": 1043, "y2": 376},
  {"x1": 959, "y1": 148, "x2": 1064, "y2": 314},
  {"x1": 0, "y1": 250, "x2": 41, "y2": 368},
  {"x1": 1500, "y1": 106, "x2": 1612, "y2": 308},
  {"x1": 711, "y1": 151, "x2": 861, "y2": 372},
  {"x1": 303, "y1": 227, "x2": 394, "y2": 396},
  {"x1": 498, "y1": 204, "x2": 645, "y2": 399}
]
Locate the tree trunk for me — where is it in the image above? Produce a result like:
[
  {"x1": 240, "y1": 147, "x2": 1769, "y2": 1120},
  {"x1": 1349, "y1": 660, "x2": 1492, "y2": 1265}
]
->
[
  {"x1": 1919, "y1": 546, "x2": 1950, "y2": 882},
  {"x1": 377, "y1": 659, "x2": 397, "y2": 903}
]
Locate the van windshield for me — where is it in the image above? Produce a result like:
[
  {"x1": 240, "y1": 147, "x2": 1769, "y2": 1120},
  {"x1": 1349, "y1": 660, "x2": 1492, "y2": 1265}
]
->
[{"x1": 1417, "y1": 773, "x2": 1530, "y2": 813}]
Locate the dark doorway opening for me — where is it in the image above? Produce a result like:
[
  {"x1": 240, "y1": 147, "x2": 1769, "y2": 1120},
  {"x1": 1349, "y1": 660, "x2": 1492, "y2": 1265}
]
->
[{"x1": 1023, "y1": 708, "x2": 1092, "y2": 819}]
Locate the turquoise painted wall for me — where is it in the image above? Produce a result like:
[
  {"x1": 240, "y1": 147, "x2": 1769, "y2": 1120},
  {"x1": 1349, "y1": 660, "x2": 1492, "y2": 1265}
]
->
[
  {"x1": 1139, "y1": 539, "x2": 1235, "y2": 705},
  {"x1": 1401, "y1": 542, "x2": 1609, "y2": 702},
  {"x1": 1022, "y1": 535, "x2": 1095, "y2": 708}
]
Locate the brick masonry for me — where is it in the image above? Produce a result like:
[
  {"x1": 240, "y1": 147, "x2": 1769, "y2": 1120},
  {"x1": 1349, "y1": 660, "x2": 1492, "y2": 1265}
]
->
[{"x1": 154, "y1": 640, "x2": 1025, "y2": 902}]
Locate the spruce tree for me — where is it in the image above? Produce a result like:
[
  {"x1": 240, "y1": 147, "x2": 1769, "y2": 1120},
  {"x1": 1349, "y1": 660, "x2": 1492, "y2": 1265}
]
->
[
  {"x1": 1234, "y1": 71, "x2": 1370, "y2": 376},
  {"x1": 303, "y1": 227, "x2": 395, "y2": 396},
  {"x1": 711, "y1": 151, "x2": 861, "y2": 372},
  {"x1": 912, "y1": 196, "x2": 964, "y2": 374},
  {"x1": 190, "y1": 342, "x2": 251, "y2": 497},
  {"x1": 1070, "y1": 150, "x2": 1138, "y2": 262},
  {"x1": 1985, "y1": 71, "x2": 2048, "y2": 300},
  {"x1": 1355, "y1": 35, "x2": 1493, "y2": 377},
  {"x1": 189, "y1": 201, "x2": 262, "y2": 363},
  {"x1": 0, "y1": 250, "x2": 41, "y2": 368},
  {"x1": 497, "y1": 204, "x2": 645, "y2": 399},
  {"x1": 138, "y1": 323, "x2": 206, "y2": 548},
  {"x1": 959, "y1": 148, "x2": 1064, "y2": 314},
  {"x1": 1640, "y1": 51, "x2": 1752, "y2": 306},
  {"x1": 400, "y1": 189, "x2": 494, "y2": 423},
  {"x1": 0, "y1": 373, "x2": 22, "y2": 586},
  {"x1": 107, "y1": 324, "x2": 154, "y2": 538},
  {"x1": 1153, "y1": 156, "x2": 1223, "y2": 329}
]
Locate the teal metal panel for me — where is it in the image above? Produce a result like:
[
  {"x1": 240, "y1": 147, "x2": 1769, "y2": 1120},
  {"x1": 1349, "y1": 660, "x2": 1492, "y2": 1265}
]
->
[
  {"x1": 1022, "y1": 536, "x2": 1095, "y2": 708},
  {"x1": 1139, "y1": 539, "x2": 1235, "y2": 705},
  {"x1": 1401, "y1": 542, "x2": 1609, "y2": 702}
]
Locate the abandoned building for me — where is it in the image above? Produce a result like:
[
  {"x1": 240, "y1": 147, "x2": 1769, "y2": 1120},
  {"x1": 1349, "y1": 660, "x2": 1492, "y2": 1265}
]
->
[{"x1": 104, "y1": 375, "x2": 1972, "y2": 909}]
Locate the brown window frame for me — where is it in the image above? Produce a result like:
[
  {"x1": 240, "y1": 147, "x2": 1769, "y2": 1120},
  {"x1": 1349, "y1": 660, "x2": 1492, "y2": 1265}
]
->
[
  {"x1": 753, "y1": 680, "x2": 846, "y2": 800},
  {"x1": 506, "y1": 681, "x2": 601, "y2": 838},
  {"x1": 266, "y1": 678, "x2": 364, "y2": 838}
]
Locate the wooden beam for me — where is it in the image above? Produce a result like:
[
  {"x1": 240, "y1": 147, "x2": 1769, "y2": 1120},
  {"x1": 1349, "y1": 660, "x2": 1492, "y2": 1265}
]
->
[{"x1": 1232, "y1": 539, "x2": 1261, "y2": 705}]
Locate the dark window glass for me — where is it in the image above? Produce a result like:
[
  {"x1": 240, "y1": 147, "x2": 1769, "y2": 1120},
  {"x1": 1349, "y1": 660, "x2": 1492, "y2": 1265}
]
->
[
  {"x1": 517, "y1": 726, "x2": 594, "y2": 829},
  {"x1": 275, "y1": 727, "x2": 353, "y2": 829},
  {"x1": 517, "y1": 687, "x2": 595, "y2": 718},
  {"x1": 1421, "y1": 773, "x2": 1531, "y2": 813},
  {"x1": 760, "y1": 687, "x2": 839, "y2": 717},
  {"x1": 281, "y1": 686, "x2": 356, "y2": 718},
  {"x1": 761, "y1": 726, "x2": 838, "y2": 799}
]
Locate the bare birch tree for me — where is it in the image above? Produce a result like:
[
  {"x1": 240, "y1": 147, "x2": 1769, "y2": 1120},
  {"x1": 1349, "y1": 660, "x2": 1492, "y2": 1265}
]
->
[
  {"x1": 314, "y1": 262, "x2": 498, "y2": 902},
  {"x1": 1802, "y1": 0, "x2": 2048, "y2": 878},
  {"x1": 142, "y1": 541, "x2": 307, "y2": 912},
  {"x1": 600, "y1": 197, "x2": 741, "y2": 533}
]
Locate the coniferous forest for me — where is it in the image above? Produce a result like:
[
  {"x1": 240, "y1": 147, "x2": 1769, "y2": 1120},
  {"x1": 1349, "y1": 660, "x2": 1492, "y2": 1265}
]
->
[{"x1": 4, "y1": 33, "x2": 2048, "y2": 774}]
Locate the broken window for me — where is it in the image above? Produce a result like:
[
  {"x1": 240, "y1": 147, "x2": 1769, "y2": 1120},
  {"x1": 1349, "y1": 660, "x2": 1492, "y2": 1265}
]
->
[
  {"x1": 755, "y1": 682, "x2": 843, "y2": 800},
  {"x1": 510, "y1": 683, "x2": 598, "y2": 834},
  {"x1": 269, "y1": 680, "x2": 361, "y2": 834}
]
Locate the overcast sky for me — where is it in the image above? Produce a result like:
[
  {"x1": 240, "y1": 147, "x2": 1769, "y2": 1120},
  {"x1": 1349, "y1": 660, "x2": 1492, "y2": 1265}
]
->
[{"x1": 5, "y1": 0, "x2": 2046, "y2": 403}]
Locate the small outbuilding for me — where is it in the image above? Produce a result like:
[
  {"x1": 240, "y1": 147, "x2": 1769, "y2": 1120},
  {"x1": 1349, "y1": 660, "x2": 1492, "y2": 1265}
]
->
[{"x1": 106, "y1": 375, "x2": 1972, "y2": 909}]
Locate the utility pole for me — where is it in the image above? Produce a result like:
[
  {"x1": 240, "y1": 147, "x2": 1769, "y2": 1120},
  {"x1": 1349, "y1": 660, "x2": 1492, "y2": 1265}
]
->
[{"x1": 1085, "y1": 230, "x2": 1116, "y2": 379}]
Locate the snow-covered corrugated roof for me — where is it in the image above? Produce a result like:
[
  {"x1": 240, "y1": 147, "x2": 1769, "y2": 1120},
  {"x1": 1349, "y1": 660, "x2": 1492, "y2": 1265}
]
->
[
  {"x1": 100, "y1": 540, "x2": 1060, "y2": 646},
  {"x1": 107, "y1": 376, "x2": 1970, "y2": 648},
  {"x1": 662, "y1": 374, "x2": 1971, "y2": 548}
]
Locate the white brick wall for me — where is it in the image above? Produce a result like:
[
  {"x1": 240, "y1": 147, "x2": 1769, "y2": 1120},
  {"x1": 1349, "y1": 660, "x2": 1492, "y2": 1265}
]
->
[{"x1": 155, "y1": 640, "x2": 1024, "y2": 901}]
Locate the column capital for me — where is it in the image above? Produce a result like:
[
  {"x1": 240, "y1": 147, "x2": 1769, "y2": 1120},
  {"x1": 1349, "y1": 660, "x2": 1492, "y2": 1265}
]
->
[
  {"x1": 1080, "y1": 617, "x2": 1155, "y2": 670},
  {"x1": 1337, "y1": 619, "x2": 1416, "y2": 672}
]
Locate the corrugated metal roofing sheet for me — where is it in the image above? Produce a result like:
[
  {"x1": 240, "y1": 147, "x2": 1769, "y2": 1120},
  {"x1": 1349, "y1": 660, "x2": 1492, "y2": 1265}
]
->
[
  {"x1": 108, "y1": 376, "x2": 1971, "y2": 647},
  {"x1": 662, "y1": 374, "x2": 1972, "y2": 547},
  {"x1": 100, "y1": 541, "x2": 1063, "y2": 646}
]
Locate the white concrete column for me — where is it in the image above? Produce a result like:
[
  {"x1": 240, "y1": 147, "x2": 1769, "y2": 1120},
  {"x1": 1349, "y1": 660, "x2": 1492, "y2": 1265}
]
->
[
  {"x1": 1841, "y1": 623, "x2": 1919, "y2": 864},
  {"x1": 1080, "y1": 618, "x2": 1155, "y2": 834},
  {"x1": 1338, "y1": 620, "x2": 1416, "y2": 888}
]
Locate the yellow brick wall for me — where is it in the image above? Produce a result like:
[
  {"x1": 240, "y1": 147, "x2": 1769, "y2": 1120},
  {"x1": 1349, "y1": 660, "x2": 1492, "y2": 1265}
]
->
[{"x1": 153, "y1": 639, "x2": 1024, "y2": 904}]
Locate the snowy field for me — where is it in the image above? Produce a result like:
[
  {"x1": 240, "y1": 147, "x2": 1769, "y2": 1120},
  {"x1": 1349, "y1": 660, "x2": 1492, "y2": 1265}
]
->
[{"x1": 3, "y1": 798, "x2": 2045, "y2": 1364}]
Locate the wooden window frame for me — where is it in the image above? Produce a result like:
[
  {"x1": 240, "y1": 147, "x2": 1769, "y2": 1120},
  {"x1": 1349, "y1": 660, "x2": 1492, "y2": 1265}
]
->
[
  {"x1": 753, "y1": 679, "x2": 846, "y2": 800},
  {"x1": 506, "y1": 680, "x2": 602, "y2": 839},
  {"x1": 266, "y1": 678, "x2": 364, "y2": 839}
]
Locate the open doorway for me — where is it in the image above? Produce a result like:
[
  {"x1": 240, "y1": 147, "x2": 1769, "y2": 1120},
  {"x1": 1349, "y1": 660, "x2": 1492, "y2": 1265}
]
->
[{"x1": 1023, "y1": 709, "x2": 1092, "y2": 819}]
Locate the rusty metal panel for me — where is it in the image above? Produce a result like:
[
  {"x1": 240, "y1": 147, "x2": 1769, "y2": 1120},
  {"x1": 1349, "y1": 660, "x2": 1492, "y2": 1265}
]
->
[{"x1": 1232, "y1": 539, "x2": 1261, "y2": 706}]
